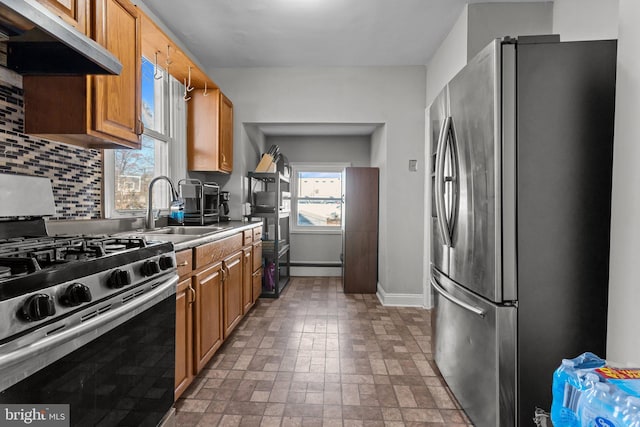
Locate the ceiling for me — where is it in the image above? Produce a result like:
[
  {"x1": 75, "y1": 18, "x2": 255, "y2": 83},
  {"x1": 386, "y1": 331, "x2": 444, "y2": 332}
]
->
[{"x1": 139, "y1": 0, "x2": 552, "y2": 69}]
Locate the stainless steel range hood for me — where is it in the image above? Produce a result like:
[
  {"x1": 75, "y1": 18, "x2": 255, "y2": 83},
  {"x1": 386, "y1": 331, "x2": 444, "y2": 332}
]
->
[{"x1": 0, "y1": 0, "x2": 122, "y2": 75}]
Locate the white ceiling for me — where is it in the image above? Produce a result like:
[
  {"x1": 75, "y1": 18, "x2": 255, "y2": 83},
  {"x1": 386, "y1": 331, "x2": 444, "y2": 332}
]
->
[{"x1": 139, "y1": 0, "x2": 552, "y2": 69}]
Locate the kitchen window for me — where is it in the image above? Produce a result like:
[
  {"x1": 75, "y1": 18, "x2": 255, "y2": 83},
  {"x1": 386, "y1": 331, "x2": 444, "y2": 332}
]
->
[
  {"x1": 291, "y1": 163, "x2": 349, "y2": 232},
  {"x1": 104, "y1": 57, "x2": 187, "y2": 218}
]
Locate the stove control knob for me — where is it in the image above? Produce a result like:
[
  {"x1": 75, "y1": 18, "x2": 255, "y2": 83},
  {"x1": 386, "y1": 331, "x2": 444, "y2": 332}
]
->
[
  {"x1": 108, "y1": 269, "x2": 131, "y2": 288},
  {"x1": 61, "y1": 283, "x2": 92, "y2": 307},
  {"x1": 141, "y1": 260, "x2": 160, "y2": 276},
  {"x1": 21, "y1": 294, "x2": 56, "y2": 322},
  {"x1": 158, "y1": 256, "x2": 174, "y2": 271}
]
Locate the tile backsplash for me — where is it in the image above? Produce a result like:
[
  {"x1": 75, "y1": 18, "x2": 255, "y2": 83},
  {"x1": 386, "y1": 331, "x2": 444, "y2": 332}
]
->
[{"x1": 0, "y1": 69, "x2": 102, "y2": 219}]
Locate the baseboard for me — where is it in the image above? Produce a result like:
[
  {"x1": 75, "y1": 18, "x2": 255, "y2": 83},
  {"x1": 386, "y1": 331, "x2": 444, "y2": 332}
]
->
[
  {"x1": 290, "y1": 266, "x2": 342, "y2": 277},
  {"x1": 376, "y1": 283, "x2": 425, "y2": 307}
]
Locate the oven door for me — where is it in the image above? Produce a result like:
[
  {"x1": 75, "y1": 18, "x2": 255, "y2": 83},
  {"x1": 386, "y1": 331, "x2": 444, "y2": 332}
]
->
[{"x1": 0, "y1": 276, "x2": 177, "y2": 426}]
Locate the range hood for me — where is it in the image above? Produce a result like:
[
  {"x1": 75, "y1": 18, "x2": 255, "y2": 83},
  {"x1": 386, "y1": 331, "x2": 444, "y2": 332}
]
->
[{"x1": 0, "y1": 0, "x2": 122, "y2": 75}]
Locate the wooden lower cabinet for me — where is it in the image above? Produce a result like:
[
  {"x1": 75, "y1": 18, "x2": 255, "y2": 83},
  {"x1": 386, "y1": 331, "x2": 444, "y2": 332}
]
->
[
  {"x1": 242, "y1": 248, "x2": 253, "y2": 314},
  {"x1": 222, "y1": 251, "x2": 243, "y2": 338},
  {"x1": 174, "y1": 226, "x2": 263, "y2": 401},
  {"x1": 175, "y1": 277, "x2": 194, "y2": 399},
  {"x1": 194, "y1": 262, "x2": 224, "y2": 372}
]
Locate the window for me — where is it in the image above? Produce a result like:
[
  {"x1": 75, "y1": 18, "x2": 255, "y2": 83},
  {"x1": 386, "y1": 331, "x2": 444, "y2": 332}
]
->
[
  {"x1": 291, "y1": 163, "x2": 349, "y2": 231},
  {"x1": 104, "y1": 57, "x2": 187, "y2": 218}
]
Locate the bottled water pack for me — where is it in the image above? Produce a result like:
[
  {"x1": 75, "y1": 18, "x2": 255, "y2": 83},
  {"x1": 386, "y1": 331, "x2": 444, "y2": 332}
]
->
[{"x1": 550, "y1": 352, "x2": 640, "y2": 427}]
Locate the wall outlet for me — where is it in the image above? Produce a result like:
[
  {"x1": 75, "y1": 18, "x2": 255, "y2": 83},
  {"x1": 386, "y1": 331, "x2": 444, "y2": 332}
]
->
[{"x1": 409, "y1": 160, "x2": 418, "y2": 171}]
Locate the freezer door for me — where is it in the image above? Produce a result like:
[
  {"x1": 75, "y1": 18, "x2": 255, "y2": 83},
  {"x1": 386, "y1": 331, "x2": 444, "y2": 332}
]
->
[
  {"x1": 447, "y1": 40, "x2": 503, "y2": 302},
  {"x1": 431, "y1": 268, "x2": 516, "y2": 427},
  {"x1": 429, "y1": 87, "x2": 449, "y2": 275}
]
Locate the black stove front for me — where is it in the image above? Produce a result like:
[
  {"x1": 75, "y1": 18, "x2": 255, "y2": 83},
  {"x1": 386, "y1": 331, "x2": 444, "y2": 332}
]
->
[{"x1": 0, "y1": 226, "x2": 177, "y2": 426}]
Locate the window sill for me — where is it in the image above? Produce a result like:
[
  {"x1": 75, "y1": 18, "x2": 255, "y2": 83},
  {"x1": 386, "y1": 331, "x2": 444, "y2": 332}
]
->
[{"x1": 291, "y1": 228, "x2": 342, "y2": 235}]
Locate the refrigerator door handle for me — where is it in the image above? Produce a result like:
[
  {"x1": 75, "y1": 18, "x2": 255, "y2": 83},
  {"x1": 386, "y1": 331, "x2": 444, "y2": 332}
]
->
[
  {"x1": 435, "y1": 116, "x2": 452, "y2": 247},
  {"x1": 445, "y1": 118, "x2": 460, "y2": 239},
  {"x1": 430, "y1": 276, "x2": 486, "y2": 318}
]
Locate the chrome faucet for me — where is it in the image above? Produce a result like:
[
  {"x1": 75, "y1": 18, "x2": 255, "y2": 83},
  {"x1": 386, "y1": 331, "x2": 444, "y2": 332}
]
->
[{"x1": 146, "y1": 176, "x2": 181, "y2": 229}]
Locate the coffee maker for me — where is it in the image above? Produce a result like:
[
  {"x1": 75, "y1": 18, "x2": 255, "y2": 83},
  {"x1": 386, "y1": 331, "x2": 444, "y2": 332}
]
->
[{"x1": 219, "y1": 191, "x2": 230, "y2": 222}]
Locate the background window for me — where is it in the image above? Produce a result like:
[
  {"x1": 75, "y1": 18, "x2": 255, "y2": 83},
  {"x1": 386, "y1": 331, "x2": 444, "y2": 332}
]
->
[{"x1": 291, "y1": 164, "x2": 349, "y2": 231}]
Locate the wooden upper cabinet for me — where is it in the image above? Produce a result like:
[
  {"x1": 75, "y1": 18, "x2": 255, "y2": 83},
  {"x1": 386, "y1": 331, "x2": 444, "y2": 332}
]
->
[
  {"x1": 37, "y1": 0, "x2": 88, "y2": 34},
  {"x1": 188, "y1": 89, "x2": 233, "y2": 173},
  {"x1": 92, "y1": 0, "x2": 142, "y2": 146},
  {"x1": 219, "y1": 93, "x2": 234, "y2": 172},
  {"x1": 23, "y1": 0, "x2": 142, "y2": 149}
]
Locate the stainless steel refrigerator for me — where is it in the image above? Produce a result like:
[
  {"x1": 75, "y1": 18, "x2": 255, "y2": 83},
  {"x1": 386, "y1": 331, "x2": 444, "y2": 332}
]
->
[{"x1": 429, "y1": 35, "x2": 617, "y2": 427}]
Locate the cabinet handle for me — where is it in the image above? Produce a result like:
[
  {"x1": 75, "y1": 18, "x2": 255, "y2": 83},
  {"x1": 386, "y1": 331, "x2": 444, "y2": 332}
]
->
[
  {"x1": 221, "y1": 267, "x2": 227, "y2": 282},
  {"x1": 177, "y1": 261, "x2": 189, "y2": 267},
  {"x1": 136, "y1": 118, "x2": 144, "y2": 136},
  {"x1": 188, "y1": 285, "x2": 196, "y2": 304}
]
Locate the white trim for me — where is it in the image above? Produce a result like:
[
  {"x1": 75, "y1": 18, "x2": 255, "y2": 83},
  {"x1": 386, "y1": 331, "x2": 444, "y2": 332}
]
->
[
  {"x1": 291, "y1": 267, "x2": 341, "y2": 277},
  {"x1": 376, "y1": 283, "x2": 426, "y2": 307}
]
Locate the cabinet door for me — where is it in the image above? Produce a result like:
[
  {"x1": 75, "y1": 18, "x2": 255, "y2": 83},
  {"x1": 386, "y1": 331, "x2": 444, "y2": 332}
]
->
[
  {"x1": 92, "y1": 0, "x2": 142, "y2": 147},
  {"x1": 194, "y1": 262, "x2": 223, "y2": 372},
  {"x1": 175, "y1": 277, "x2": 194, "y2": 399},
  {"x1": 219, "y1": 92, "x2": 233, "y2": 172},
  {"x1": 242, "y1": 248, "x2": 253, "y2": 314},
  {"x1": 222, "y1": 251, "x2": 243, "y2": 338},
  {"x1": 38, "y1": 0, "x2": 88, "y2": 33},
  {"x1": 188, "y1": 89, "x2": 219, "y2": 172},
  {"x1": 188, "y1": 88, "x2": 233, "y2": 173},
  {"x1": 252, "y1": 267, "x2": 263, "y2": 303}
]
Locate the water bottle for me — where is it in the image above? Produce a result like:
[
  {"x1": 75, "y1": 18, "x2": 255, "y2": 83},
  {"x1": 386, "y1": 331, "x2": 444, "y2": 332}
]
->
[
  {"x1": 577, "y1": 378, "x2": 619, "y2": 427},
  {"x1": 552, "y1": 359, "x2": 581, "y2": 427},
  {"x1": 620, "y1": 396, "x2": 640, "y2": 427}
]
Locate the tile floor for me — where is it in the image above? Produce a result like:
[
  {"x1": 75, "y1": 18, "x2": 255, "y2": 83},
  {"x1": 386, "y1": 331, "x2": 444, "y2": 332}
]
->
[{"x1": 175, "y1": 276, "x2": 472, "y2": 426}]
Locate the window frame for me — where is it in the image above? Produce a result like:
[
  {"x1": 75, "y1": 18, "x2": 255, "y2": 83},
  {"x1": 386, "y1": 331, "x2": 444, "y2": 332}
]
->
[
  {"x1": 290, "y1": 162, "x2": 350, "y2": 234},
  {"x1": 103, "y1": 57, "x2": 186, "y2": 219}
]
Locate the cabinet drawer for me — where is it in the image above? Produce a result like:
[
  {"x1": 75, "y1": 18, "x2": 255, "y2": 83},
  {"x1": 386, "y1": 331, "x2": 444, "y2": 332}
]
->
[
  {"x1": 194, "y1": 233, "x2": 243, "y2": 270},
  {"x1": 253, "y1": 226, "x2": 263, "y2": 242},
  {"x1": 243, "y1": 230, "x2": 253, "y2": 246},
  {"x1": 176, "y1": 249, "x2": 193, "y2": 278}
]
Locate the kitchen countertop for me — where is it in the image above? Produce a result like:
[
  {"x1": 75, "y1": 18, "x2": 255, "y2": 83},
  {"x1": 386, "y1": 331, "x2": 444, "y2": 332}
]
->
[
  {"x1": 46, "y1": 217, "x2": 262, "y2": 252},
  {"x1": 167, "y1": 221, "x2": 262, "y2": 251}
]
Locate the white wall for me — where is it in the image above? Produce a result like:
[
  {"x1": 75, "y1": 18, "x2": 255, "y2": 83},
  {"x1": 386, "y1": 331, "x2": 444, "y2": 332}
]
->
[
  {"x1": 602, "y1": 0, "x2": 640, "y2": 364},
  {"x1": 267, "y1": 134, "x2": 371, "y2": 274},
  {"x1": 270, "y1": 135, "x2": 371, "y2": 167},
  {"x1": 553, "y1": 0, "x2": 619, "y2": 41},
  {"x1": 211, "y1": 67, "x2": 426, "y2": 299},
  {"x1": 425, "y1": 6, "x2": 468, "y2": 108},
  {"x1": 467, "y1": 2, "x2": 553, "y2": 60}
]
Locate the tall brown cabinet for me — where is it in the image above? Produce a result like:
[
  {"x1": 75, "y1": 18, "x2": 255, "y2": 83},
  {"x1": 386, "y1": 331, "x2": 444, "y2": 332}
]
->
[{"x1": 342, "y1": 167, "x2": 379, "y2": 293}]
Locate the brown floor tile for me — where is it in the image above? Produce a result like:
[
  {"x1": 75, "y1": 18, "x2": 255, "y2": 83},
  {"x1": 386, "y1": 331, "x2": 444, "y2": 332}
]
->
[{"x1": 175, "y1": 277, "x2": 469, "y2": 426}]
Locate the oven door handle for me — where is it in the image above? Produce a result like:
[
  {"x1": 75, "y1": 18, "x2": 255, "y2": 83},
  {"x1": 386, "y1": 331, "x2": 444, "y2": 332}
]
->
[{"x1": 0, "y1": 275, "x2": 178, "y2": 374}]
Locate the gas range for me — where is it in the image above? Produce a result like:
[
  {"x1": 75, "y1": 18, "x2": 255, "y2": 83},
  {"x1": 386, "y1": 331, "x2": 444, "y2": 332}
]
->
[
  {"x1": 0, "y1": 174, "x2": 177, "y2": 424},
  {"x1": 0, "y1": 229, "x2": 178, "y2": 390},
  {"x1": 0, "y1": 234, "x2": 175, "y2": 340}
]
